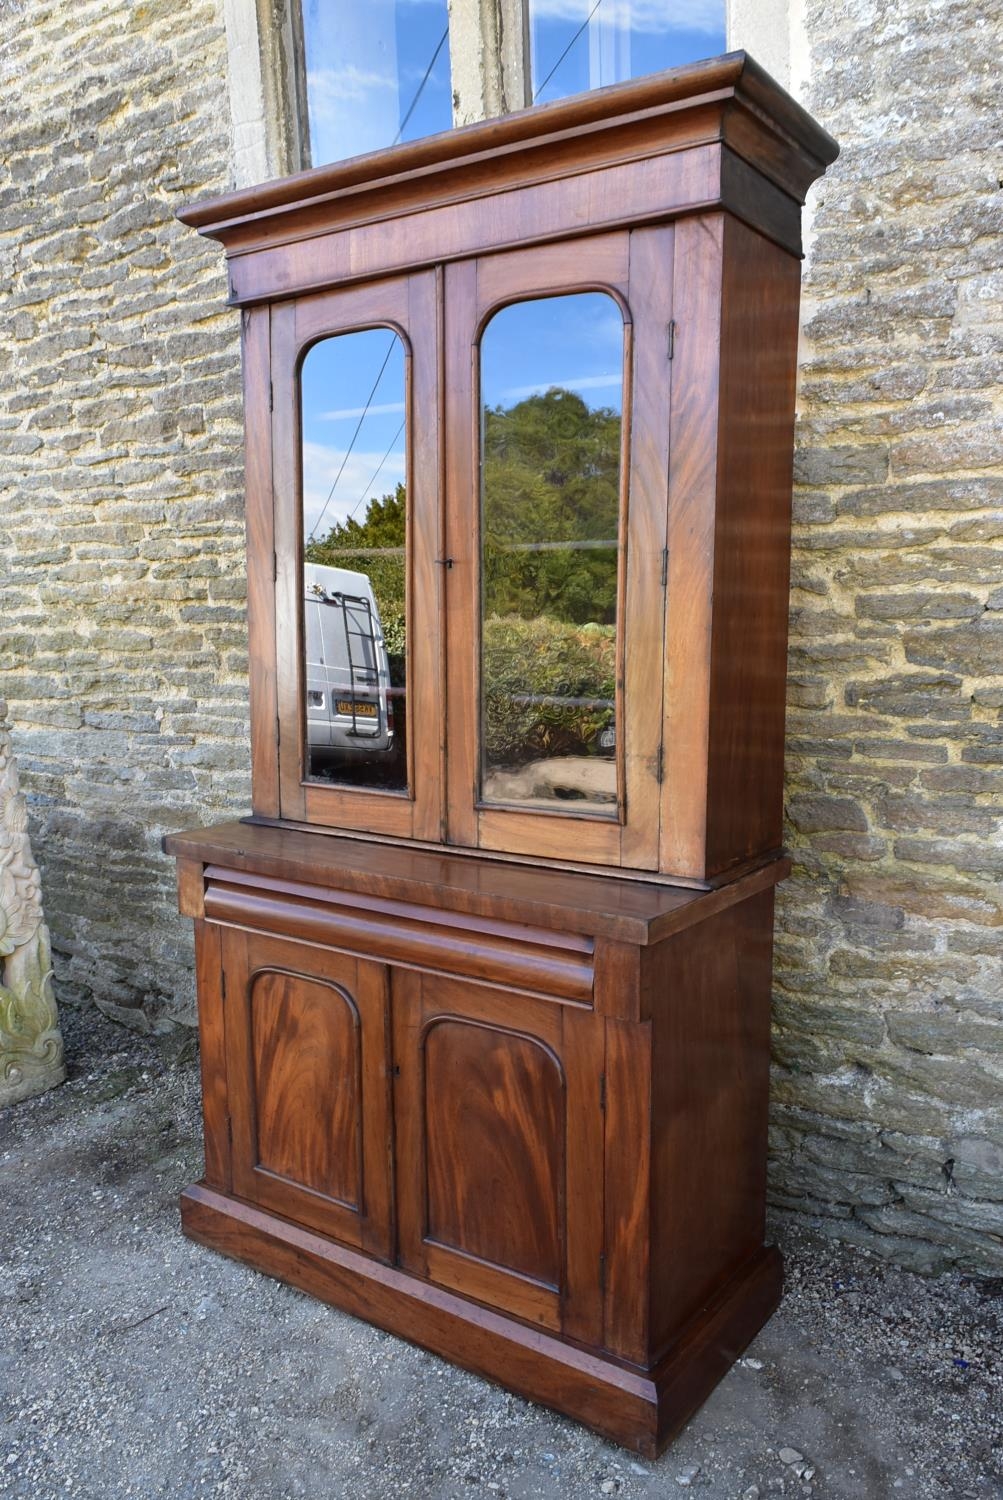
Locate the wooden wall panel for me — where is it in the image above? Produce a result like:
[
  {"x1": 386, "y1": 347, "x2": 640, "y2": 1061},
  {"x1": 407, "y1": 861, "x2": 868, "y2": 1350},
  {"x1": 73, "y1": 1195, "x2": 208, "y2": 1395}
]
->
[
  {"x1": 647, "y1": 888, "x2": 776, "y2": 1358},
  {"x1": 704, "y1": 218, "x2": 802, "y2": 876}
]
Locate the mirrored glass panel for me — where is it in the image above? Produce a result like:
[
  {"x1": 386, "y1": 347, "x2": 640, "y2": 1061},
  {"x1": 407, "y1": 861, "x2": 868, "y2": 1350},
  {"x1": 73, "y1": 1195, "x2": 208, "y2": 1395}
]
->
[
  {"x1": 479, "y1": 293, "x2": 624, "y2": 816},
  {"x1": 302, "y1": 0, "x2": 452, "y2": 165},
  {"x1": 301, "y1": 329, "x2": 408, "y2": 791},
  {"x1": 529, "y1": 1, "x2": 727, "y2": 105}
]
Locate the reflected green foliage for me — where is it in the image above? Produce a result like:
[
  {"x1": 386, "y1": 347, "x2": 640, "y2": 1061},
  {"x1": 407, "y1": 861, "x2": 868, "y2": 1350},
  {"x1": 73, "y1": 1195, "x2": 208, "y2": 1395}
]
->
[
  {"x1": 483, "y1": 616, "x2": 615, "y2": 765},
  {"x1": 482, "y1": 388, "x2": 620, "y2": 626}
]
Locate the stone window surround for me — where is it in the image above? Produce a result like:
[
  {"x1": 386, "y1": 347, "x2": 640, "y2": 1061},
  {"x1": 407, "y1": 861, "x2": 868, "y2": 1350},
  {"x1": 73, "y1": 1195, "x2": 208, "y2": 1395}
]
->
[{"x1": 222, "y1": 0, "x2": 805, "y2": 190}]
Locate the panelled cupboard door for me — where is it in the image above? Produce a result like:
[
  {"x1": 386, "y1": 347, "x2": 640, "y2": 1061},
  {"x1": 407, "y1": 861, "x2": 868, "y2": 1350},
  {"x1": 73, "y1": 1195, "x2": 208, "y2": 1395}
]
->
[
  {"x1": 270, "y1": 271, "x2": 444, "y2": 842},
  {"x1": 221, "y1": 928, "x2": 394, "y2": 1260},
  {"x1": 392, "y1": 970, "x2": 604, "y2": 1342},
  {"x1": 443, "y1": 229, "x2": 673, "y2": 870}
]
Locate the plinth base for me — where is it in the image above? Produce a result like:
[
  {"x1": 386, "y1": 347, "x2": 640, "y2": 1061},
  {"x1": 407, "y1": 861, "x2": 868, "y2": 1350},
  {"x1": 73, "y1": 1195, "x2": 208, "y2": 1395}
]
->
[{"x1": 181, "y1": 1182, "x2": 782, "y2": 1456}]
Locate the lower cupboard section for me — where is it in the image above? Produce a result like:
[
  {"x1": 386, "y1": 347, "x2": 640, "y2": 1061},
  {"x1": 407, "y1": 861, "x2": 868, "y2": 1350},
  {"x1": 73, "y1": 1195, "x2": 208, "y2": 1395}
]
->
[{"x1": 184, "y1": 864, "x2": 784, "y2": 1454}]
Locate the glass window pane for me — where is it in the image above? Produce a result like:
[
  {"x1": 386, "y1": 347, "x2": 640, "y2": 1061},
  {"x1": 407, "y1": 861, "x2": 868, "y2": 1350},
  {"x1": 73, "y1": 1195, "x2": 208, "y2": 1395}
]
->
[
  {"x1": 302, "y1": 0, "x2": 452, "y2": 165},
  {"x1": 529, "y1": 1, "x2": 727, "y2": 105},
  {"x1": 479, "y1": 293, "x2": 624, "y2": 817},
  {"x1": 301, "y1": 329, "x2": 408, "y2": 792}
]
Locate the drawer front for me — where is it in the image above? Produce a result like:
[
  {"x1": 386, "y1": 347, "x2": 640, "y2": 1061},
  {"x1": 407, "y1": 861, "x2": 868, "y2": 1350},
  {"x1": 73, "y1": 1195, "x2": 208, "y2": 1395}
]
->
[{"x1": 204, "y1": 866, "x2": 595, "y2": 1006}]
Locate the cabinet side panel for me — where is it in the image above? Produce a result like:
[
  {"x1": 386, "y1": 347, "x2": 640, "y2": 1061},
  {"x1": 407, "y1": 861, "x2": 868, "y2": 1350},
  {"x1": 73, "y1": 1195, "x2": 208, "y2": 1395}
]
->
[
  {"x1": 705, "y1": 218, "x2": 802, "y2": 876},
  {"x1": 648, "y1": 888, "x2": 775, "y2": 1358}
]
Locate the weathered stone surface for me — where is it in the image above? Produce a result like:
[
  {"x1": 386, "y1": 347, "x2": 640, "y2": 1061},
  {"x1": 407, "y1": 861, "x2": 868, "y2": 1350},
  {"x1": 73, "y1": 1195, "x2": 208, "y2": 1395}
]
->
[
  {"x1": 1, "y1": 0, "x2": 244, "y2": 1032},
  {"x1": 778, "y1": 0, "x2": 1003, "y2": 1274}
]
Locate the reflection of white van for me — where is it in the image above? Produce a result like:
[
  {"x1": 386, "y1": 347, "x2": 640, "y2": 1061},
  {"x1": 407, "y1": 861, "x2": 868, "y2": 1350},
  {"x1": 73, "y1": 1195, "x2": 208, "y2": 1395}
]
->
[{"x1": 304, "y1": 562, "x2": 394, "y2": 763}]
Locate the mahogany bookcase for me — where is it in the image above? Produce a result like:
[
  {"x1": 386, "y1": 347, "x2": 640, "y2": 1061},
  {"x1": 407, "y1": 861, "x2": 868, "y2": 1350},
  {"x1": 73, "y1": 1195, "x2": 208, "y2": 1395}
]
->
[{"x1": 166, "y1": 53, "x2": 837, "y2": 1455}]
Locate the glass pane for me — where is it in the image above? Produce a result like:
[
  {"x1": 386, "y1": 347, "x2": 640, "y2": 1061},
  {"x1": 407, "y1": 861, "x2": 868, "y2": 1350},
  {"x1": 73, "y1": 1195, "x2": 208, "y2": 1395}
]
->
[
  {"x1": 302, "y1": 0, "x2": 452, "y2": 165},
  {"x1": 529, "y1": 1, "x2": 727, "y2": 105},
  {"x1": 479, "y1": 294, "x2": 624, "y2": 816},
  {"x1": 301, "y1": 329, "x2": 408, "y2": 792}
]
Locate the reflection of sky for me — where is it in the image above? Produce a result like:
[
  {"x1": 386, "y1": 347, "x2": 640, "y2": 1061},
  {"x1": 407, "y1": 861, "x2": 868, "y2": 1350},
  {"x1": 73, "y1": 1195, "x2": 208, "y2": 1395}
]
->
[
  {"x1": 530, "y1": 0, "x2": 726, "y2": 103},
  {"x1": 482, "y1": 294, "x2": 624, "y2": 414},
  {"x1": 300, "y1": 295, "x2": 623, "y2": 541},
  {"x1": 301, "y1": 330, "x2": 407, "y2": 540},
  {"x1": 303, "y1": 1, "x2": 726, "y2": 166},
  {"x1": 303, "y1": 0, "x2": 451, "y2": 165}
]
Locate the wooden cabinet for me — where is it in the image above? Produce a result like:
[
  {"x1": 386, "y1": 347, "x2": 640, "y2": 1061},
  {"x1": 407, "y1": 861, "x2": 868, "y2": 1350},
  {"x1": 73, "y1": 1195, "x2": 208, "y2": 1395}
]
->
[{"x1": 168, "y1": 54, "x2": 837, "y2": 1455}]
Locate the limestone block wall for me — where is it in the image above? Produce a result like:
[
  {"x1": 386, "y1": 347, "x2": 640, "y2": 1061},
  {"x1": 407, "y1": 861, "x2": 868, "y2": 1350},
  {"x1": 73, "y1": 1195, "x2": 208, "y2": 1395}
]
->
[
  {"x1": 772, "y1": 0, "x2": 1003, "y2": 1271},
  {"x1": 0, "y1": 0, "x2": 248, "y2": 1031},
  {"x1": 1, "y1": 0, "x2": 1000, "y2": 1267}
]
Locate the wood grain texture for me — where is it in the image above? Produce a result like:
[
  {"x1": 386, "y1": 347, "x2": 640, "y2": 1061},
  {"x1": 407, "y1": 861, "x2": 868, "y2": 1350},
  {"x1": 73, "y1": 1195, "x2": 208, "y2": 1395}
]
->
[
  {"x1": 221, "y1": 929, "x2": 394, "y2": 1257},
  {"x1": 703, "y1": 218, "x2": 802, "y2": 876},
  {"x1": 175, "y1": 857, "x2": 204, "y2": 918},
  {"x1": 250, "y1": 967, "x2": 362, "y2": 1208},
  {"x1": 424, "y1": 1019, "x2": 564, "y2": 1285},
  {"x1": 165, "y1": 820, "x2": 788, "y2": 944},
  {"x1": 646, "y1": 887, "x2": 777, "y2": 1358},
  {"x1": 659, "y1": 213, "x2": 723, "y2": 879},
  {"x1": 244, "y1": 306, "x2": 280, "y2": 817},
  {"x1": 193, "y1": 920, "x2": 230, "y2": 1192},
  {"x1": 204, "y1": 872, "x2": 595, "y2": 1004},
  {"x1": 181, "y1": 1182, "x2": 782, "y2": 1457},
  {"x1": 393, "y1": 970, "x2": 602, "y2": 1339}
]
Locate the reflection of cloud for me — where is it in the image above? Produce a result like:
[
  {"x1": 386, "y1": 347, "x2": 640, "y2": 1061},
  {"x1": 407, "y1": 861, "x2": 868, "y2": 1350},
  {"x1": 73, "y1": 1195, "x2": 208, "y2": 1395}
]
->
[
  {"x1": 501, "y1": 374, "x2": 620, "y2": 400},
  {"x1": 318, "y1": 401, "x2": 406, "y2": 422},
  {"x1": 530, "y1": 0, "x2": 724, "y2": 33},
  {"x1": 307, "y1": 63, "x2": 398, "y2": 107},
  {"x1": 303, "y1": 440, "x2": 406, "y2": 536}
]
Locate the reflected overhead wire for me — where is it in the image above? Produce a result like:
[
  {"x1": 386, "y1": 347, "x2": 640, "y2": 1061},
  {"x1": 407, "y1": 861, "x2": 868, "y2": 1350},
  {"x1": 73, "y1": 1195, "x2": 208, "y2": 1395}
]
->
[{"x1": 310, "y1": 336, "x2": 397, "y2": 541}]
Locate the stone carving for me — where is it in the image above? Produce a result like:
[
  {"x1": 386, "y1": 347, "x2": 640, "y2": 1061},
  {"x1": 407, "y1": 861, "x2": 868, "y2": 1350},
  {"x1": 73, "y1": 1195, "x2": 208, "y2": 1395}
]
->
[{"x1": 0, "y1": 699, "x2": 64, "y2": 1107}]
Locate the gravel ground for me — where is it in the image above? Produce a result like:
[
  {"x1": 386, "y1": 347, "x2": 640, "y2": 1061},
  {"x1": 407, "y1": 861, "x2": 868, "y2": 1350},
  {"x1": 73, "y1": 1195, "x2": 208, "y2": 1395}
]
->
[{"x1": 1, "y1": 1007, "x2": 1001, "y2": 1500}]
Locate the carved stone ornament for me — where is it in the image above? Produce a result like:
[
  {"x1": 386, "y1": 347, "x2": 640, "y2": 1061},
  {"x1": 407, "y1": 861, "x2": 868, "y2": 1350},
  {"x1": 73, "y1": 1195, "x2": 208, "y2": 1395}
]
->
[{"x1": 0, "y1": 698, "x2": 64, "y2": 1107}]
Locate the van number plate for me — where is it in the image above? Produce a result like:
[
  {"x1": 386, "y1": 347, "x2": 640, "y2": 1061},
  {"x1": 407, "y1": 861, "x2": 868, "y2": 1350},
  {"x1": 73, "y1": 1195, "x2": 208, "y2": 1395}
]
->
[{"x1": 336, "y1": 699, "x2": 378, "y2": 718}]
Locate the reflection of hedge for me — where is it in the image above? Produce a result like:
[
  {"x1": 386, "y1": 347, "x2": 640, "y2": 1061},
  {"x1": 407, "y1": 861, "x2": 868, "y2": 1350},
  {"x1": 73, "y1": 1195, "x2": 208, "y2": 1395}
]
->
[{"x1": 483, "y1": 615, "x2": 615, "y2": 766}]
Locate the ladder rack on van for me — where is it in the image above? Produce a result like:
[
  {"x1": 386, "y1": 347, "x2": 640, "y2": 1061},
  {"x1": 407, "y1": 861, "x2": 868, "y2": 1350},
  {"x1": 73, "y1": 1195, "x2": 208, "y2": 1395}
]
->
[{"x1": 324, "y1": 590, "x2": 381, "y2": 738}]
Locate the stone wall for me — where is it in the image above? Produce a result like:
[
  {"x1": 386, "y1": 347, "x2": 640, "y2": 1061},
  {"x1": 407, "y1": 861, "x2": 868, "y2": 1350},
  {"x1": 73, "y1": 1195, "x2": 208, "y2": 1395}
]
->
[
  {"x1": 771, "y1": 0, "x2": 1003, "y2": 1271},
  {"x1": 0, "y1": 0, "x2": 248, "y2": 1031},
  {"x1": 2, "y1": 0, "x2": 1000, "y2": 1268}
]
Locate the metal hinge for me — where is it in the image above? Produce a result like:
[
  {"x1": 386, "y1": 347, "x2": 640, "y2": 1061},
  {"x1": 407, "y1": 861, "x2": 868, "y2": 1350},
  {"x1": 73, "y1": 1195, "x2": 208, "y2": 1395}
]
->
[
  {"x1": 225, "y1": 1116, "x2": 233, "y2": 1147},
  {"x1": 269, "y1": 381, "x2": 274, "y2": 412},
  {"x1": 667, "y1": 320, "x2": 676, "y2": 360},
  {"x1": 657, "y1": 744, "x2": 665, "y2": 785},
  {"x1": 220, "y1": 971, "x2": 227, "y2": 999},
  {"x1": 599, "y1": 1072, "x2": 607, "y2": 1112},
  {"x1": 660, "y1": 546, "x2": 669, "y2": 589},
  {"x1": 599, "y1": 1252, "x2": 607, "y2": 1292},
  {"x1": 272, "y1": 550, "x2": 278, "y2": 582}
]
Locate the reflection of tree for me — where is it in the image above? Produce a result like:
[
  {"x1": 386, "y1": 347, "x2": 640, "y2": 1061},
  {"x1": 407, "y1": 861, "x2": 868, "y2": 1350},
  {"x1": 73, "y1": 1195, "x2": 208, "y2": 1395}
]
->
[
  {"x1": 483, "y1": 387, "x2": 620, "y2": 625},
  {"x1": 305, "y1": 391, "x2": 622, "y2": 766}
]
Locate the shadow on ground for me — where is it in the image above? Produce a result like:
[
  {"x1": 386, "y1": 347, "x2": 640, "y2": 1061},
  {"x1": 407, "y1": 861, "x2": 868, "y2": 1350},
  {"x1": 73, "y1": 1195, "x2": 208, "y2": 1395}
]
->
[{"x1": 1, "y1": 1007, "x2": 1001, "y2": 1500}]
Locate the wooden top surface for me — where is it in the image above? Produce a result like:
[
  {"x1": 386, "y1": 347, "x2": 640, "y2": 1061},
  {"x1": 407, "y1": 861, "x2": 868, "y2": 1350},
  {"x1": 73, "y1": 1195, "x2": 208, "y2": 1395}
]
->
[
  {"x1": 165, "y1": 820, "x2": 789, "y2": 944},
  {"x1": 177, "y1": 52, "x2": 838, "y2": 254}
]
